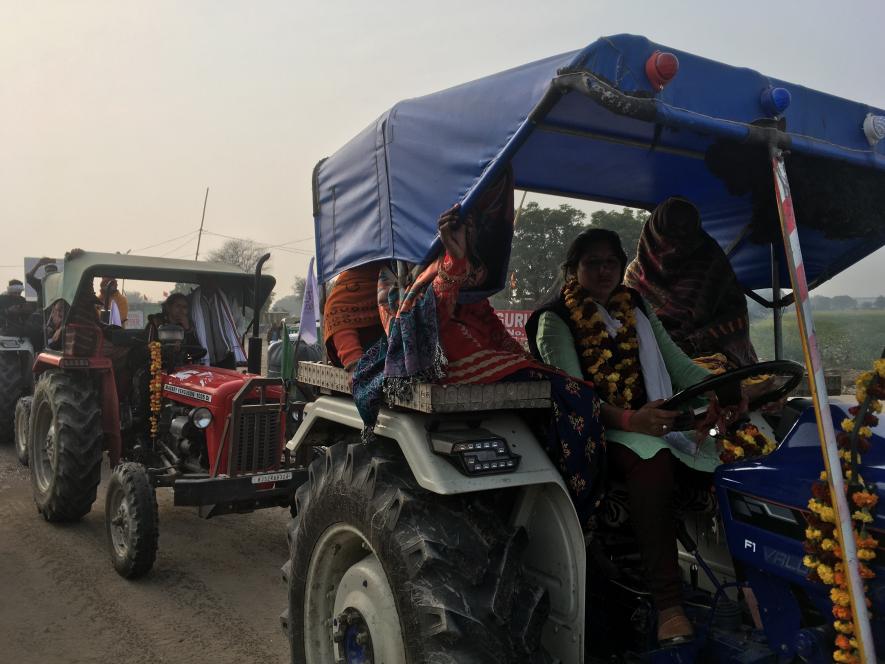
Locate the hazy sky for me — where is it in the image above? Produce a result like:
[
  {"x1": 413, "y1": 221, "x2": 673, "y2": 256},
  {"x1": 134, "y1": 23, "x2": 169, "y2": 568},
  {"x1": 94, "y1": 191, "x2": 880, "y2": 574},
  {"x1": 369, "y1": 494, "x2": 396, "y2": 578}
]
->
[{"x1": 2, "y1": 1, "x2": 884, "y2": 301}]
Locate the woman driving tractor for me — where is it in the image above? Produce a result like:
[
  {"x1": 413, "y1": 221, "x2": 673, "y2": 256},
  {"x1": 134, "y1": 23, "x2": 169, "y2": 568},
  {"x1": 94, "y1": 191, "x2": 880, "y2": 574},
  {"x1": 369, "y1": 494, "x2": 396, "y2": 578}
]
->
[{"x1": 527, "y1": 223, "x2": 745, "y2": 646}]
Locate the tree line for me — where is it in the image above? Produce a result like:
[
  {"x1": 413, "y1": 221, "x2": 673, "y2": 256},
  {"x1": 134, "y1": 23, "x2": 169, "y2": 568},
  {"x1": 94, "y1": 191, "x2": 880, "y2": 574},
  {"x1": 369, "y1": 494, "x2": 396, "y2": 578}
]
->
[
  {"x1": 202, "y1": 210, "x2": 882, "y2": 318},
  {"x1": 490, "y1": 203, "x2": 646, "y2": 309}
]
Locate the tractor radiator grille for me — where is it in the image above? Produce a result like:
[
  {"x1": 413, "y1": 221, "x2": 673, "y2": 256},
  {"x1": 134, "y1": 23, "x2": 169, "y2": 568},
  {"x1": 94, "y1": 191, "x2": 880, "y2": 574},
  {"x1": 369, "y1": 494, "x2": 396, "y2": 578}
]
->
[{"x1": 233, "y1": 411, "x2": 280, "y2": 474}]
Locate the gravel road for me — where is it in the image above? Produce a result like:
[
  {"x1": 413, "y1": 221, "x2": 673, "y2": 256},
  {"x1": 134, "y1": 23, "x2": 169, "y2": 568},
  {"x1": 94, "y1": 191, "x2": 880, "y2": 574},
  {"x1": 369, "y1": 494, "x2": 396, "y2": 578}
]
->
[{"x1": 0, "y1": 443, "x2": 292, "y2": 664}]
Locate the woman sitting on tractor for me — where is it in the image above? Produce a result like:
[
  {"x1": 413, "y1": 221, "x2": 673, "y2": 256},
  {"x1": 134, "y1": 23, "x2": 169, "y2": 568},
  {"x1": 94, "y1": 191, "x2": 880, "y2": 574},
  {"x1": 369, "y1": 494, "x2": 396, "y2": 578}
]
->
[
  {"x1": 527, "y1": 227, "x2": 741, "y2": 646},
  {"x1": 624, "y1": 197, "x2": 759, "y2": 370},
  {"x1": 349, "y1": 168, "x2": 608, "y2": 528},
  {"x1": 147, "y1": 293, "x2": 201, "y2": 348}
]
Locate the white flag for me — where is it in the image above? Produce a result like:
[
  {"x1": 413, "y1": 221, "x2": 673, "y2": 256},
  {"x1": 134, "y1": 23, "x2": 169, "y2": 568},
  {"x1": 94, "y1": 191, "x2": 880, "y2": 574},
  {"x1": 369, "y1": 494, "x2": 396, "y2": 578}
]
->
[{"x1": 299, "y1": 258, "x2": 319, "y2": 345}]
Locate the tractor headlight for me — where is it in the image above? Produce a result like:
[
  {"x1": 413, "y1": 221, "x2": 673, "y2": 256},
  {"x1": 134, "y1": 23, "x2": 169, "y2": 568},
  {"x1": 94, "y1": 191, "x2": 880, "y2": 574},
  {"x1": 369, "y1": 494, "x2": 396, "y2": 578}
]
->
[
  {"x1": 189, "y1": 407, "x2": 213, "y2": 429},
  {"x1": 158, "y1": 324, "x2": 185, "y2": 343}
]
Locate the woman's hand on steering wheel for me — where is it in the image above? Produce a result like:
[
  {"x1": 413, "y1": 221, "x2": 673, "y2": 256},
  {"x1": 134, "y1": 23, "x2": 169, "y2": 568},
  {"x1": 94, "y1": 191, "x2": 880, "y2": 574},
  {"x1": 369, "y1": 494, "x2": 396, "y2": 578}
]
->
[
  {"x1": 695, "y1": 392, "x2": 748, "y2": 441},
  {"x1": 630, "y1": 400, "x2": 679, "y2": 437}
]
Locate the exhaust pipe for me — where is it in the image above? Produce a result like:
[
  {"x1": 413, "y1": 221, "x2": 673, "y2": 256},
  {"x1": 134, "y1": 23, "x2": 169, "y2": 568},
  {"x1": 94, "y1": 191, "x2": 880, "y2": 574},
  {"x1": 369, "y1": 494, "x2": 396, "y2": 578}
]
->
[{"x1": 247, "y1": 253, "x2": 271, "y2": 374}]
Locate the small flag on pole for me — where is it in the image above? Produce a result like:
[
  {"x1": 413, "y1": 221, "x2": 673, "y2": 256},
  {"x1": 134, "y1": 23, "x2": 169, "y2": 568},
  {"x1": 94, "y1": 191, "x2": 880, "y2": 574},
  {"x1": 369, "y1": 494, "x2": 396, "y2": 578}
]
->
[{"x1": 299, "y1": 258, "x2": 319, "y2": 345}]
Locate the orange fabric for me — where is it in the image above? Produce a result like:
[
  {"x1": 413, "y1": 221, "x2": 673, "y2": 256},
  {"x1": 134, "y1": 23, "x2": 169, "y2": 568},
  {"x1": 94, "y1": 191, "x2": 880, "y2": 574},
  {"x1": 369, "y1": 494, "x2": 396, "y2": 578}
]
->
[
  {"x1": 323, "y1": 264, "x2": 383, "y2": 342},
  {"x1": 332, "y1": 329, "x2": 364, "y2": 369}
]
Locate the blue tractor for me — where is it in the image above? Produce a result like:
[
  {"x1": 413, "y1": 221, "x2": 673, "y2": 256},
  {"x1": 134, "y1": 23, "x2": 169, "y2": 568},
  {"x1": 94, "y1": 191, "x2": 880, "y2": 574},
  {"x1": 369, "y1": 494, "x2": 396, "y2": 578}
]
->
[{"x1": 282, "y1": 35, "x2": 885, "y2": 663}]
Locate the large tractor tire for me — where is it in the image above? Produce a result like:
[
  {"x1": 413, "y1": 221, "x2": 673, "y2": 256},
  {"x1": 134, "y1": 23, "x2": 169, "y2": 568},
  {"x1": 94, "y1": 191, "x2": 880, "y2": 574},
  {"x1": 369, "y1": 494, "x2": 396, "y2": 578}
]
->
[
  {"x1": 14, "y1": 396, "x2": 32, "y2": 466},
  {"x1": 29, "y1": 370, "x2": 104, "y2": 522},
  {"x1": 282, "y1": 441, "x2": 551, "y2": 664},
  {"x1": 0, "y1": 352, "x2": 24, "y2": 444},
  {"x1": 105, "y1": 462, "x2": 159, "y2": 579}
]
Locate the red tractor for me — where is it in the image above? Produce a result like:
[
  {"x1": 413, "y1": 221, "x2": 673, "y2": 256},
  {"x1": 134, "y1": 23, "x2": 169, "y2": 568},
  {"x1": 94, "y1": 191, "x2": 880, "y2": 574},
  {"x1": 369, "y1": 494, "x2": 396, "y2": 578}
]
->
[{"x1": 24, "y1": 251, "x2": 306, "y2": 578}]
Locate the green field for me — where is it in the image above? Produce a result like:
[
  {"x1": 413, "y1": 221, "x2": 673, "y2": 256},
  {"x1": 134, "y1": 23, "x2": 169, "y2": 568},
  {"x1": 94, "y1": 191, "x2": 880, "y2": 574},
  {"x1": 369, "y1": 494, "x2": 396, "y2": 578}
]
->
[{"x1": 750, "y1": 309, "x2": 885, "y2": 372}]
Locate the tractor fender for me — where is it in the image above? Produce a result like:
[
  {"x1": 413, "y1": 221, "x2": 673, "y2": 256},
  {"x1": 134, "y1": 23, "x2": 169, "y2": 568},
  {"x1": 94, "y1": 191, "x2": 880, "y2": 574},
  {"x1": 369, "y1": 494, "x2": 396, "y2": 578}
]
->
[
  {"x1": 287, "y1": 396, "x2": 586, "y2": 662},
  {"x1": 289, "y1": 395, "x2": 571, "y2": 495}
]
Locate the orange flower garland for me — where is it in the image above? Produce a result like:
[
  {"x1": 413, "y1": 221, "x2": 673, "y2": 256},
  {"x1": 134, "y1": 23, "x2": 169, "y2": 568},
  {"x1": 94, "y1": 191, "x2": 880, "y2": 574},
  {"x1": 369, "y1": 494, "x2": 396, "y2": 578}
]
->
[
  {"x1": 802, "y1": 358, "x2": 884, "y2": 664},
  {"x1": 149, "y1": 341, "x2": 163, "y2": 436},
  {"x1": 719, "y1": 422, "x2": 777, "y2": 463},
  {"x1": 562, "y1": 280, "x2": 645, "y2": 409}
]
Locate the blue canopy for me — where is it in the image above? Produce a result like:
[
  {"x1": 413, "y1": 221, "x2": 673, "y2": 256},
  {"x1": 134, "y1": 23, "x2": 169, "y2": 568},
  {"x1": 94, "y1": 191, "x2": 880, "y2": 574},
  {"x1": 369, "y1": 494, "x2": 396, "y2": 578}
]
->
[{"x1": 313, "y1": 34, "x2": 885, "y2": 293}]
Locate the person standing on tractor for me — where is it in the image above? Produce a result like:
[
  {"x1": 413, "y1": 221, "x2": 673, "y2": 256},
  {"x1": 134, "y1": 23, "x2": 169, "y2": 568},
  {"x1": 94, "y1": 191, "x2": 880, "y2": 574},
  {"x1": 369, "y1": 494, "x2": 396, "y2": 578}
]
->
[
  {"x1": 0, "y1": 281, "x2": 27, "y2": 333},
  {"x1": 0, "y1": 279, "x2": 41, "y2": 349},
  {"x1": 26, "y1": 257, "x2": 58, "y2": 311},
  {"x1": 99, "y1": 277, "x2": 128, "y2": 326},
  {"x1": 4, "y1": 279, "x2": 24, "y2": 297},
  {"x1": 527, "y1": 228, "x2": 747, "y2": 647}
]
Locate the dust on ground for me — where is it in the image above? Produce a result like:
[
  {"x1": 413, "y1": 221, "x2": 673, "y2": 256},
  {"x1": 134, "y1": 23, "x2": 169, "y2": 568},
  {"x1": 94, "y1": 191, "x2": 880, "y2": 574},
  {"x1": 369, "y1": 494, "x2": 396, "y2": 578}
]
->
[{"x1": 0, "y1": 444, "x2": 292, "y2": 664}]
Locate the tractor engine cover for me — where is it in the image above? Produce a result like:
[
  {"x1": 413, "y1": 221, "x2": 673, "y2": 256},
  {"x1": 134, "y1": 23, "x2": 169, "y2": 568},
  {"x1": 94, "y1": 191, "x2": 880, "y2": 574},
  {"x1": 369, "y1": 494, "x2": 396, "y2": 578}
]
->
[{"x1": 161, "y1": 365, "x2": 286, "y2": 477}]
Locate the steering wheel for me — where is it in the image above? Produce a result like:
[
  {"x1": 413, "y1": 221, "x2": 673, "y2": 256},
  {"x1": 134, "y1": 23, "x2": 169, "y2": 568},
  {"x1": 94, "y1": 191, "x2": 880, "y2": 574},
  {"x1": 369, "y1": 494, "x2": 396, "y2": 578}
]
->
[
  {"x1": 181, "y1": 344, "x2": 208, "y2": 361},
  {"x1": 660, "y1": 360, "x2": 805, "y2": 431}
]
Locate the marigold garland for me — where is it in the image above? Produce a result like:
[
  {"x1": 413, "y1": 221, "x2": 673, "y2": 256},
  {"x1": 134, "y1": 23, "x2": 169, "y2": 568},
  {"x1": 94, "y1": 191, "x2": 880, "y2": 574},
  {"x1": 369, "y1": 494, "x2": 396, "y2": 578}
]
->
[
  {"x1": 718, "y1": 422, "x2": 777, "y2": 464},
  {"x1": 149, "y1": 341, "x2": 163, "y2": 436},
  {"x1": 802, "y1": 358, "x2": 884, "y2": 664},
  {"x1": 562, "y1": 280, "x2": 645, "y2": 409}
]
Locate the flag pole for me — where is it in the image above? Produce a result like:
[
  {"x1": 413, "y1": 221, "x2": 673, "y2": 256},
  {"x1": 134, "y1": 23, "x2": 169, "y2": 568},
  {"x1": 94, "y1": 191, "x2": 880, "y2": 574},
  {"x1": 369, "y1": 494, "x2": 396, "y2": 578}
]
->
[
  {"x1": 195, "y1": 187, "x2": 209, "y2": 260},
  {"x1": 770, "y1": 148, "x2": 875, "y2": 662}
]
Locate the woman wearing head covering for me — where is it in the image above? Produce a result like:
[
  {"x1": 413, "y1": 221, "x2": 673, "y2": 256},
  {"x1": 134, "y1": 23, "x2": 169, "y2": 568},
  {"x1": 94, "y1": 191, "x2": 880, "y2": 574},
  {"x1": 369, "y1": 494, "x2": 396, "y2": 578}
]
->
[
  {"x1": 353, "y1": 167, "x2": 607, "y2": 529},
  {"x1": 527, "y1": 227, "x2": 740, "y2": 646},
  {"x1": 624, "y1": 197, "x2": 758, "y2": 369}
]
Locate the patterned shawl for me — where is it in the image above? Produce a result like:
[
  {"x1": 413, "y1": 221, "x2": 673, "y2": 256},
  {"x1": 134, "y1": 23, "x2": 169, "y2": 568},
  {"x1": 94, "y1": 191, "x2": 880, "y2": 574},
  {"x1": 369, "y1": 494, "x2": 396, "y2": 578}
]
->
[
  {"x1": 351, "y1": 261, "x2": 447, "y2": 434},
  {"x1": 351, "y1": 167, "x2": 514, "y2": 433},
  {"x1": 623, "y1": 197, "x2": 758, "y2": 368}
]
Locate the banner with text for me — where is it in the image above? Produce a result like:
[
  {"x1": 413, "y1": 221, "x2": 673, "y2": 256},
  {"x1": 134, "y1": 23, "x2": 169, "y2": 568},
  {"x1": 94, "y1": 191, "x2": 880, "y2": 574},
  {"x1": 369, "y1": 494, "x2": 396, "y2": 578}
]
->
[{"x1": 495, "y1": 309, "x2": 533, "y2": 343}]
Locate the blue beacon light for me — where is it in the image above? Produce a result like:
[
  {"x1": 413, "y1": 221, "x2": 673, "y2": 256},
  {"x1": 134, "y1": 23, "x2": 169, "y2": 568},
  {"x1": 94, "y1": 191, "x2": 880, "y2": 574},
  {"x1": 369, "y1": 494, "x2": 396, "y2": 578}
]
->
[{"x1": 760, "y1": 86, "x2": 791, "y2": 117}]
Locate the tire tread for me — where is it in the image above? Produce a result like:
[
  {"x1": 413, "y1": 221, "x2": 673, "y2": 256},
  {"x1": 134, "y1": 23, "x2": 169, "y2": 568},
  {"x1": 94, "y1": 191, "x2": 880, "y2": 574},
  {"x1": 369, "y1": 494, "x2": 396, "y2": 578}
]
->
[
  {"x1": 29, "y1": 370, "x2": 103, "y2": 521},
  {"x1": 286, "y1": 439, "x2": 551, "y2": 663}
]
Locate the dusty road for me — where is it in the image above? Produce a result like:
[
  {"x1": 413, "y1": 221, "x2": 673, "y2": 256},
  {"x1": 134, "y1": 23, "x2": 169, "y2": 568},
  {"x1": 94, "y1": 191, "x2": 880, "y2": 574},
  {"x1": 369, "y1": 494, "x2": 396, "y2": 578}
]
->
[{"x1": 0, "y1": 443, "x2": 292, "y2": 664}]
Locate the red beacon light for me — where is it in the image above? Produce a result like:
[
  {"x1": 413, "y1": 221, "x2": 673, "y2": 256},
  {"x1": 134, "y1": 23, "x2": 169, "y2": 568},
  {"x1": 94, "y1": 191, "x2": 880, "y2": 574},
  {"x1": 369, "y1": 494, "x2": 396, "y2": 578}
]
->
[{"x1": 645, "y1": 51, "x2": 679, "y2": 91}]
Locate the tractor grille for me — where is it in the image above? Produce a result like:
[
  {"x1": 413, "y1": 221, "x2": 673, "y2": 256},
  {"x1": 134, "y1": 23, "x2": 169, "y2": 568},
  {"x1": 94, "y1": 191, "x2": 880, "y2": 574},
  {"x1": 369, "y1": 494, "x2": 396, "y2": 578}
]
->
[{"x1": 233, "y1": 411, "x2": 280, "y2": 474}]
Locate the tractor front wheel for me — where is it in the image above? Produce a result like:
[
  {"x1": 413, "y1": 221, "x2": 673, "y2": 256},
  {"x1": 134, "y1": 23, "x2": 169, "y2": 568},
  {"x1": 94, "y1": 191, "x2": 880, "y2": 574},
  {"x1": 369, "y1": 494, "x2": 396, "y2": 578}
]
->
[
  {"x1": 105, "y1": 462, "x2": 159, "y2": 579},
  {"x1": 14, "y1": 396, "x2": 31, "y2": 466},
  {"x1": 0, "y1": 352, "x2": 24, "y2": 444},
  {"x1": 282, "y1": 440, "x2": 551, "y2": 664}
]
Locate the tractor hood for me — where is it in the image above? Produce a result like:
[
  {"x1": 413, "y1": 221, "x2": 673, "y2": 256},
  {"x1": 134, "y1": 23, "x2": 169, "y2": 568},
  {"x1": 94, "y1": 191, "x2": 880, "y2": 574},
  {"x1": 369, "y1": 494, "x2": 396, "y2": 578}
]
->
[
  {"x1": 718, "y1": 398, "x2": 885, "y2": 533},
  {"x1": 162, "y1": 366, "x2": 282, "y2": 407}
]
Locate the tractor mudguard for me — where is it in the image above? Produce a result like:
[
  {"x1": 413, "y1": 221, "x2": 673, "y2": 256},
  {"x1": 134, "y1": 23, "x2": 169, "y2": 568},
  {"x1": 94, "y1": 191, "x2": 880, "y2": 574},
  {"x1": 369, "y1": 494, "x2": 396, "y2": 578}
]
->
[
  {"x1": 287, "y1": 395, "x2": 587, "y2": 662},
  {"x1": 289, "y1": 395, "x2": 569, "y2": 494}
]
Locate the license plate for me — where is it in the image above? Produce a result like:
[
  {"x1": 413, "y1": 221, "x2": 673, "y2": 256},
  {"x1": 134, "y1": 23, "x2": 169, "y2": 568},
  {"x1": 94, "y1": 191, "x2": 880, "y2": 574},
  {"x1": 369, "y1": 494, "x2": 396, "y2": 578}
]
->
[{"x1": 250, "y1": 471, "x2": 293, "y2": 484}]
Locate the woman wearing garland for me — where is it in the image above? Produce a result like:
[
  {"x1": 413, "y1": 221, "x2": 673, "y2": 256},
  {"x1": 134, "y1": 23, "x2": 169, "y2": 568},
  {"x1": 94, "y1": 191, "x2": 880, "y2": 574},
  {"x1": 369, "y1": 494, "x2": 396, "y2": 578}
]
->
[{"x1": 526, "y1": 228, "x2": 727, "y2": 646}]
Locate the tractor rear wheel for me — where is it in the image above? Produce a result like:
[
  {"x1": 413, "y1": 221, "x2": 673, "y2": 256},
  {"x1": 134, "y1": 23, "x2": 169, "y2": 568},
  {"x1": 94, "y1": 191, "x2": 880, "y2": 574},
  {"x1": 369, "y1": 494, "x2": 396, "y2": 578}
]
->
[
  {"x1": 29, "y1": 370, "x2": 103, "y2": 522},
  {"x1": 14, "y1": 396, "x2": 32, "y2": 466},
  {"x1": 105, "y1": 462, "x2": 159, "y2": 579},
  {"x1": 0, "y1": 352, "x2": 24, "y2": 444},
  {"x1": 282, "y1": 440, "x2": 551, "y2": 664}
]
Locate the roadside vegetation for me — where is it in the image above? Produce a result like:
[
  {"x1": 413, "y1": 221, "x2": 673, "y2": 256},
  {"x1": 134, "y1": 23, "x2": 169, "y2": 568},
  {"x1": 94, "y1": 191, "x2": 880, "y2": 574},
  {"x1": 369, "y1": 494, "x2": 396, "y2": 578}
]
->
[{"x1": 751, "y1": 309, "x2": 885, "y2": 372}]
